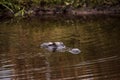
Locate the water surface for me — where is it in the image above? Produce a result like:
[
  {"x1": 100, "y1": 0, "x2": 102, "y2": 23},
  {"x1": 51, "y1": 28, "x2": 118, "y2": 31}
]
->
[{"x1": 0, "y1": 15, "x2": 120, "y2": 80}]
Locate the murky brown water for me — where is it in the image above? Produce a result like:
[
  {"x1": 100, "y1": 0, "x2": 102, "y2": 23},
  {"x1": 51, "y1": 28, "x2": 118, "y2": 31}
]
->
[{"x1": 0, "y1": 15, "x2": 120, "y2": 80}]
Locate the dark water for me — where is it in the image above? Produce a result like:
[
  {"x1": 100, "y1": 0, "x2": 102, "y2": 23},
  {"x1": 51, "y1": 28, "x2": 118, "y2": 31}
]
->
[{"x1": 0, "y1": 15, "x2": 120, "y2": 80}]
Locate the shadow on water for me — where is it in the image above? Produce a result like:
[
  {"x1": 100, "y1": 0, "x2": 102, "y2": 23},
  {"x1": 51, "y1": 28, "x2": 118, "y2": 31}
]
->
[{"x1": 0, "y1": 15, "x2": 120, "y2": 80}]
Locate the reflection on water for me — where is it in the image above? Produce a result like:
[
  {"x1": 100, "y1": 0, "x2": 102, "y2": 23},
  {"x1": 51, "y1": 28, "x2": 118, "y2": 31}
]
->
[{"x1": 0, "y1": 15, "x2": 120, "y2": 80}]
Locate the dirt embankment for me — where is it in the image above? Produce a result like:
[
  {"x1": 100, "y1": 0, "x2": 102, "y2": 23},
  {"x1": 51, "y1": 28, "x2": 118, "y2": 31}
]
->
[
  {"x1": 25, "y1": 4, "x2": 120, "y2": 17},
  {"x1": 0, "y1": 5, "x2": 120, "y2": 20}
]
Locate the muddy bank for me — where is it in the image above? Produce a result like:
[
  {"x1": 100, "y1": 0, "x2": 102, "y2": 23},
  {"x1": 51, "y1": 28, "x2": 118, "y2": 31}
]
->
[
  {"x1": 0, "y1": 6, "x2": 120, "y2": 21},
  {"x1": 26, "y1": 6, "x2": 120, "y2": 17}
]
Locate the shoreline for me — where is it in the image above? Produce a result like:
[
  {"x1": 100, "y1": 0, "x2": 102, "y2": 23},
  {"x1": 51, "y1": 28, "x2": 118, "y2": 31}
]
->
[{"x1": 0, "y1": 8, "x2": 120, "y2": 21}]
